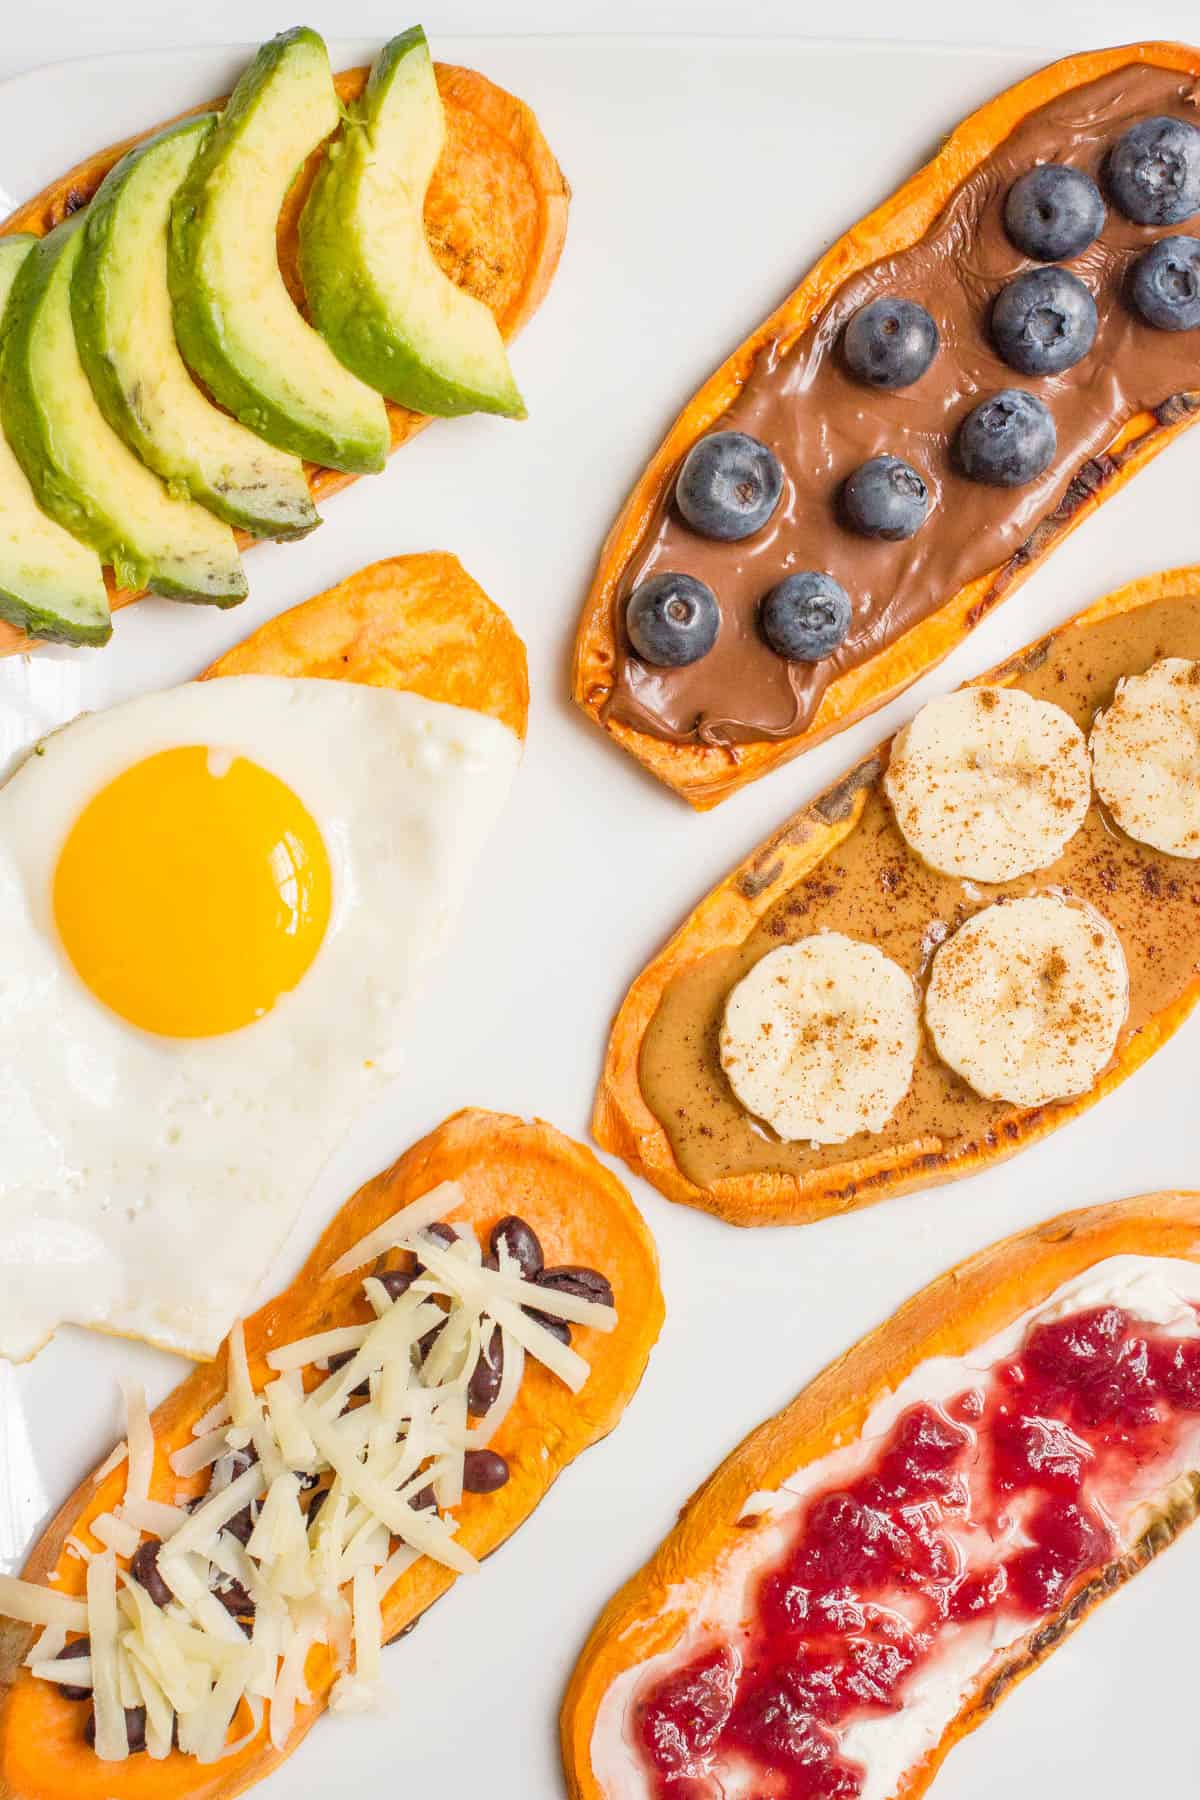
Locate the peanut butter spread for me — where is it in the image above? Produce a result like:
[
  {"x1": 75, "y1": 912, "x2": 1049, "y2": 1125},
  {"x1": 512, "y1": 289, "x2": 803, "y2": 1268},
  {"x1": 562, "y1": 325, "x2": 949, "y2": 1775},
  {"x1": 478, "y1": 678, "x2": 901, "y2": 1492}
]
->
[
  {"x1": 608, "y1": 63, "x2": 1200, "y2": 747},
  {"x1": 638, "y1": 596, "x2": 1200, "y2": 1189}
]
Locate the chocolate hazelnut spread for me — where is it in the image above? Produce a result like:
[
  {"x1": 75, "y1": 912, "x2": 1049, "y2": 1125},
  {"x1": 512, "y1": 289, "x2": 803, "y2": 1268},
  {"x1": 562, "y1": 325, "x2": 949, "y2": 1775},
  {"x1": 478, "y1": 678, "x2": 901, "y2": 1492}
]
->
[
  {"x1": 637, "y1": 595, "x2": 1200, "y2": 1190},
  {"x1": 607, "y1": 64, "x2": 1200, "y2": 747}
]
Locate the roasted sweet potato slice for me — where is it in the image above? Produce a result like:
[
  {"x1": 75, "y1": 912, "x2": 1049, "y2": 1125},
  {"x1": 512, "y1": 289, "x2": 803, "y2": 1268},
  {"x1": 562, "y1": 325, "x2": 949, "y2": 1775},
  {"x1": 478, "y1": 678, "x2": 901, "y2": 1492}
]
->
[
  {"x1": 202, "y1": 550, "x2": 529, "y2": 741},
  {"x1": 0, "y1": 1110, "x2": 663, "y2": 1800},
  {"x1": 594, "y1": 566, "x2": 1200, "y2": 1225},
  {"x1": 572, "y1": 41, "x2": 1200, "y2": 808},
  {"x1": 0, "y1": 55, "x2": 568, "y2": 656},
  {"x1": 562, "y1": 1190, "x2": 1200, "y2": 1800}
]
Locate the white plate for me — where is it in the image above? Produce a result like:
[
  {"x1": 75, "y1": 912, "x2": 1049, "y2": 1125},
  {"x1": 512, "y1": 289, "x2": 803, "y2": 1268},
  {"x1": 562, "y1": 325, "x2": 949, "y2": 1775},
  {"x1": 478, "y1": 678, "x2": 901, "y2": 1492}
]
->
[{"x1": 0, "y1": 34, "x2": 1196, "y2": 1800}]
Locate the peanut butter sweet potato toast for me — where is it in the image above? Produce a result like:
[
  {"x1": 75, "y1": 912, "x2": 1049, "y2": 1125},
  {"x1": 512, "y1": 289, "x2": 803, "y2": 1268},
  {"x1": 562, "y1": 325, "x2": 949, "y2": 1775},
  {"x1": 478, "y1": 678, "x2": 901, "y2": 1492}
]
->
[
  {"x1": 573, "y1": 42, "x2": 1200, "y2": 808},
  {"x1": 0, "y1": 57, "x2": 568, "y2": 656},
  {"x1": 561, "y1": 1191, "x2": 1200, "y2": 1799},
  {"x1": 594, "y1": 566, "x2": 1200, "y2": 1225},
  {"x1": 0, "y1": 1110, "x2": 663, "y2": 1800}
]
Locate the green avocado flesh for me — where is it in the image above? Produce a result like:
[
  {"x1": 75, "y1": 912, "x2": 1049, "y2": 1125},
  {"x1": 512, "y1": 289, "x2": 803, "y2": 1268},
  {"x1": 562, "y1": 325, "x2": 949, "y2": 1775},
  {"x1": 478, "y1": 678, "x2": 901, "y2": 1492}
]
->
[
  {"x1": 169, "y1": 27, "x2": 389, "y2": 474},
  {"x1": 299, "y1": 27, "x2": 525, "y2": 419},
  {"x1": 0, "y1": 237, "x2": 111, "y2": 645},
  {"x1": 0, "y1": 220, "x2": 247, "y2": 605},
  {"x1": 73, "y1": 117, "x2": 319, "y2": 541}
]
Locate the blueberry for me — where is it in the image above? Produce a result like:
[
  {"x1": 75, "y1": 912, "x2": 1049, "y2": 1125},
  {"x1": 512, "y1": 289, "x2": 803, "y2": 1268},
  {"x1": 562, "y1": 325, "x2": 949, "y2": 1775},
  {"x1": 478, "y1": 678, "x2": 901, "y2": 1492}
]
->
[
  {"x1": 957, "y1": 389, "x2": 1056, "y2": 487},
  {"x1": 1003, "y1": 164, "x2": 1105, "y2": 261},
  {"x1": 674, "y1": 431, "x2": 783, "y2": 540},
  {"x1": 760, "y1": 573, "x2": 852, "y2": 662},
  {"x1": 842, "y1": 298, "x2": 939, "y2": 389},
  {"x1": 1128, "y1": 235, "x2": 1200, "y2": 330},
  {"x1": 1108, "y1": 115, "x2": 1200, "y2": 225},
  {"x1": 840, "y1": 455, "x2": 929, "y2": 540},
  {"x1": 990, "y1": 267, "x2": 1097, "y2": 375},
  {"x1": 626, "y1": 573, "x2": 719, "y2": 667}
]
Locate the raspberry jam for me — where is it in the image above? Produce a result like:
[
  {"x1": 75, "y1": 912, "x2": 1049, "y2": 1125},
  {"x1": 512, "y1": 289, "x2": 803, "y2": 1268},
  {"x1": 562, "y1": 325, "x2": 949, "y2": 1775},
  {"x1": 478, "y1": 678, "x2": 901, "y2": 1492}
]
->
[{"x1": 633, "y1": 1301, "x2": 1200, "y2": 1798}]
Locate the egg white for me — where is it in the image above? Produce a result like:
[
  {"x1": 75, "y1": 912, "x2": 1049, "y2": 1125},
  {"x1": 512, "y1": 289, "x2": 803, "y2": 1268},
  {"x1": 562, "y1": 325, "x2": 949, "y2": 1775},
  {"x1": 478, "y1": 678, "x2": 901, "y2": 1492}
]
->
[{"x1": 0, "y1": 675, "x2": 520, "y2": 1362}]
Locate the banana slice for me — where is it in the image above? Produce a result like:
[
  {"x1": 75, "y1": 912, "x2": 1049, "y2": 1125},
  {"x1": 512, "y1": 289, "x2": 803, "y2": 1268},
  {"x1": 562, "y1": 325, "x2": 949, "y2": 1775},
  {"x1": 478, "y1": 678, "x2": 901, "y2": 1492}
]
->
[
  {"x1": 1089, "y1": 658, "x2": 1200, "y2": 857},
  {"x1": 719, "y1": 933, "x2": 919, "y2": 1144},
  {"x1": 925, "y1": 894, "x2": 1128, "y2": 1107},
  {"x1": 884, "y1": 687, "x2": 1091, "y2": 882}
]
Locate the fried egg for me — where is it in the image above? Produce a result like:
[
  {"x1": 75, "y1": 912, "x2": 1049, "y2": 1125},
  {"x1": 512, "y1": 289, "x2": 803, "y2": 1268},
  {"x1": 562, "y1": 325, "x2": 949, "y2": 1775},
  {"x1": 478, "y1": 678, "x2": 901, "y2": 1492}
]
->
[{"x1": 0, "y1": 675, "x2": 520, "y2": 1361}]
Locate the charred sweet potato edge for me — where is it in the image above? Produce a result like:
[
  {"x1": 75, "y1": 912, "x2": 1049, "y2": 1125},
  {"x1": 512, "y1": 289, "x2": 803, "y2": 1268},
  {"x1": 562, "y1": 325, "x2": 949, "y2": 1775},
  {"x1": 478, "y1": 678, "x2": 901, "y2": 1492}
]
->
[
  {"x1": 0, "y1": 55, "x2": 570, "y2": 656},
  {"x1": 593, "y1": 567, "x2": 1200, "y2": 1225},
  {"x1": 571, "y1": 41, "x2": 1200, "y2": 809},
  {"x1": 562, "y1": 1190, "x2": 1200, "y2": 1799},
  {"x1": 0, "y1": 1109, "x2": 663, "y2": 1800}
]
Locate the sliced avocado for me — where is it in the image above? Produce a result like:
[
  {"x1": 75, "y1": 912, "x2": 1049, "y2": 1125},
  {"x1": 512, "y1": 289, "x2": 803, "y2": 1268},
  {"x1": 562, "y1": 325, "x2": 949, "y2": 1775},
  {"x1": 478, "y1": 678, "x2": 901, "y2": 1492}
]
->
[
  {"x1": 169, "y1": 27, "x2": 389, "y2": 475},
  {"x1": 0, "y1": 238, "x2": 110, "y2": 646},
  {"x1": 0, "y1": 220, "x2": 247, "y2": 606},
  {"x1": 73, "y1": 116, "x2": 319, "y2": 541},
  {"x1": 299, "y1": 28, "x2": 525, "y2": 419}
]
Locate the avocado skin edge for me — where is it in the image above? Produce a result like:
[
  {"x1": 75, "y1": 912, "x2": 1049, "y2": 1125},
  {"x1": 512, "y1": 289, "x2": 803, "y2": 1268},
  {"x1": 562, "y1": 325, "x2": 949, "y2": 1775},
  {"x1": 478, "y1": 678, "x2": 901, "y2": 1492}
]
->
[
  {"x1": 167, "y1": 26, "x2": 390, "y2": 476},
  {"x1": 0, "y1": 585, "x2": 112, "y2": 647},
  {"x1": 0, "y1": 223, "x2": 247, "y2": 607},
  {"x1": 72, "y1": 114, "x2": 321, "y2": 544},
  {"x1": 299, "y1": 28, "x2": 527, "y2": 421}
]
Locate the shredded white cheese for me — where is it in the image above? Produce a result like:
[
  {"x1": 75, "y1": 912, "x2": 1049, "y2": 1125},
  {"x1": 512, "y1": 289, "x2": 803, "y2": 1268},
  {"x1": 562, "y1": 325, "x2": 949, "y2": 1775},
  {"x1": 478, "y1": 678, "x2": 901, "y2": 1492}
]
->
[{"x1": 1, "y1": 1186, "x2": 616, "y2": 1765}]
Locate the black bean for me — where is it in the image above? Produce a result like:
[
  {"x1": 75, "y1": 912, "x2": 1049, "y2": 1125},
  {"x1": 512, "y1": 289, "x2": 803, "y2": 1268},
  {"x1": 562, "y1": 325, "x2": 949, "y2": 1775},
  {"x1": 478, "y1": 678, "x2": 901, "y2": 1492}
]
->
[
  {"x1": 328, "y1": 1349, "x2": 370, "y2": 1398},
  {"x1": 129, "y1": 1537, "x2": 171, "y2": 1608},
  {"x1": 379, "y1": 1267, "x2": 414, "y2": 1302},
  {"x1": 307, "y1": 1486, "x2": 329, "y2": 1525},
  {"x1": 417, "y1": 1319, "x2": 445, "y2": 1362},
  {"x1": 414, "y1": 1222, "x2": 457, "y2": 1272},
  {"x1": 523, "y1": 1305, "x2": 571, "y2": 1347},
  {"x1": 410, "y1": 1484, "x2": 438, "y2": 1512},
  {"x1": 488, "y1": 1215, "x2": 543, "y2": 1279},
  {"x1": 295, "y1": 1469, "x2": 320, "y2": 1492},
  {"x1": 57, "y1": 1636, "x2": 91, "y2": 1702},
  {"x1": 462, "y1": 1450, "x2": 509, "y2": 1494},
  {"x1": 536, "y1": 1264, "x2": 614, "y2": 1308},
  {"x1": 86, "y1": 1705, "x2": 146, "y2": 1754},
  {"x1": 214, "y1": 1578, "x2": 255, "y2": 1621},
  {"x1": 224, "y1": 1503, "x2": 256, "y2": 1546},
  {"x1": 467, "y1": 1326, "x2": 504, "y2": 1416}
]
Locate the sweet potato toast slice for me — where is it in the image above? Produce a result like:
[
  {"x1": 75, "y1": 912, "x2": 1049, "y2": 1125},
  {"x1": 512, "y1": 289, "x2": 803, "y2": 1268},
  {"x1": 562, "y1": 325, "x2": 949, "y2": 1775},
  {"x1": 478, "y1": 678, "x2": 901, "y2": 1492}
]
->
[
  {"x1": 0, "y1": 1109, "x2": 663, "y2": 1800},
  {"x1": 594, "y1": 566, "x2": 1200, "y2": 1225},
  {"x1": 561, "y1": 1190, "x2": 1200, "y2": 1799},
  {"x1": 572, "y1": 41, "x2": 1200, "y2": 809},
  {"x1": 202, "y1": 550, "x2": 529, "y2": 741},
  {"x1": 0, "y1": 55, "x2": 568, "y2": 656}
]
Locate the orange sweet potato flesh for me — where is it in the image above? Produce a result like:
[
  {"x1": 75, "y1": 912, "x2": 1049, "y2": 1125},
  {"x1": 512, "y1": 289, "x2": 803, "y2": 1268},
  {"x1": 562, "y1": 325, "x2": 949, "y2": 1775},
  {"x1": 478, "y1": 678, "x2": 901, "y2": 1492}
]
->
[
  {"x1": 562, "y1": 1190, "x2": 1200, "y2": 1800},
  {"x1": 0, "y1": 57, "x2": 569, "y2": 657},
  {"x1": 593, "y1": 566, "x2": 1200, "y2": 1226},
  {"x1": 202, "y1": 550, "x2": 529, "y2": 742},
  {"x1": 572, "y1": 41, "x2": 1200, "y2": 809},
  {"x1": 0, "y1": 1109, "x2": 663, "y2": 1800}
]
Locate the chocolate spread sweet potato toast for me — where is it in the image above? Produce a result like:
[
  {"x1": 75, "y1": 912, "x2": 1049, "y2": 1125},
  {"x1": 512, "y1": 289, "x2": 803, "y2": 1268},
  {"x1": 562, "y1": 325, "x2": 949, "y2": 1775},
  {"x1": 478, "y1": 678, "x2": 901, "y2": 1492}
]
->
[{"x1": 574, "y1": 42, "x2": 1200, "y2": 807}]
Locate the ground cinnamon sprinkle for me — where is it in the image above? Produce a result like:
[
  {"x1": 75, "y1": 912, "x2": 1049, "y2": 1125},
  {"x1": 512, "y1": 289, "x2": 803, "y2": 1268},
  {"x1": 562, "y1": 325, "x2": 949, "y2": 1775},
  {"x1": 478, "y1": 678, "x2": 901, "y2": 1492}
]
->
[{"x1": 640, "y1": 596, "x2": 1200, "y2": 1191}]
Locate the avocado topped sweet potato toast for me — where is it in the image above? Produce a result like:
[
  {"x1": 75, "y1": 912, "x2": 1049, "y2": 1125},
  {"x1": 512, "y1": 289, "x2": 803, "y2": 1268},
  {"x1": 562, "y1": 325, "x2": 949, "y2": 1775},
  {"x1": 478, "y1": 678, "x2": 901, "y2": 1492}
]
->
[{"x1": 0, "y1": 34, "x2": 568, "y2": 653}]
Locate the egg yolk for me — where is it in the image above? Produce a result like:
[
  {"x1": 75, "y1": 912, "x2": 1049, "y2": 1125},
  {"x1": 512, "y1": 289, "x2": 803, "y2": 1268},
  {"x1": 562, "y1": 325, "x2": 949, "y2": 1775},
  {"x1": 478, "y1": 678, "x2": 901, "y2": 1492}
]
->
[{"x1": 53, "y1": 746, "x2": 333, "y2": 1038}]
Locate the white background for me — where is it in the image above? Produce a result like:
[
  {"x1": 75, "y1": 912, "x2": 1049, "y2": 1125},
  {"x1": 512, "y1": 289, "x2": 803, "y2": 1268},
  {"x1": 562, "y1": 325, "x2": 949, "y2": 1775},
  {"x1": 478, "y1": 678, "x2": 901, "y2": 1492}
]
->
[{"x1": 1, "y1": 19, "x2": 1198, "y2": 1800}]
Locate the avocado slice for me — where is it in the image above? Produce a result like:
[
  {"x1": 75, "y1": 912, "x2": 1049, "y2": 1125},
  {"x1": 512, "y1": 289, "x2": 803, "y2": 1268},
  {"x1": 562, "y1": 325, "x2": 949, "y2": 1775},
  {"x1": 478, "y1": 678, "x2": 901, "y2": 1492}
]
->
[
  {"x1": 0, "y1": 220, "x2": 248, "y2": 605},
  {"x1": 299, "y1": 28, "x2": 525, "y2": 419},
  {"x1": 169, "y1": 27, "x2": 389, "y2": 474},
  {"x1": 0, "y1": 238, "x2": 110, "y2": 646},
  {"x1": 73, "y1": 116, "x2": 319, "y2": 541}
]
